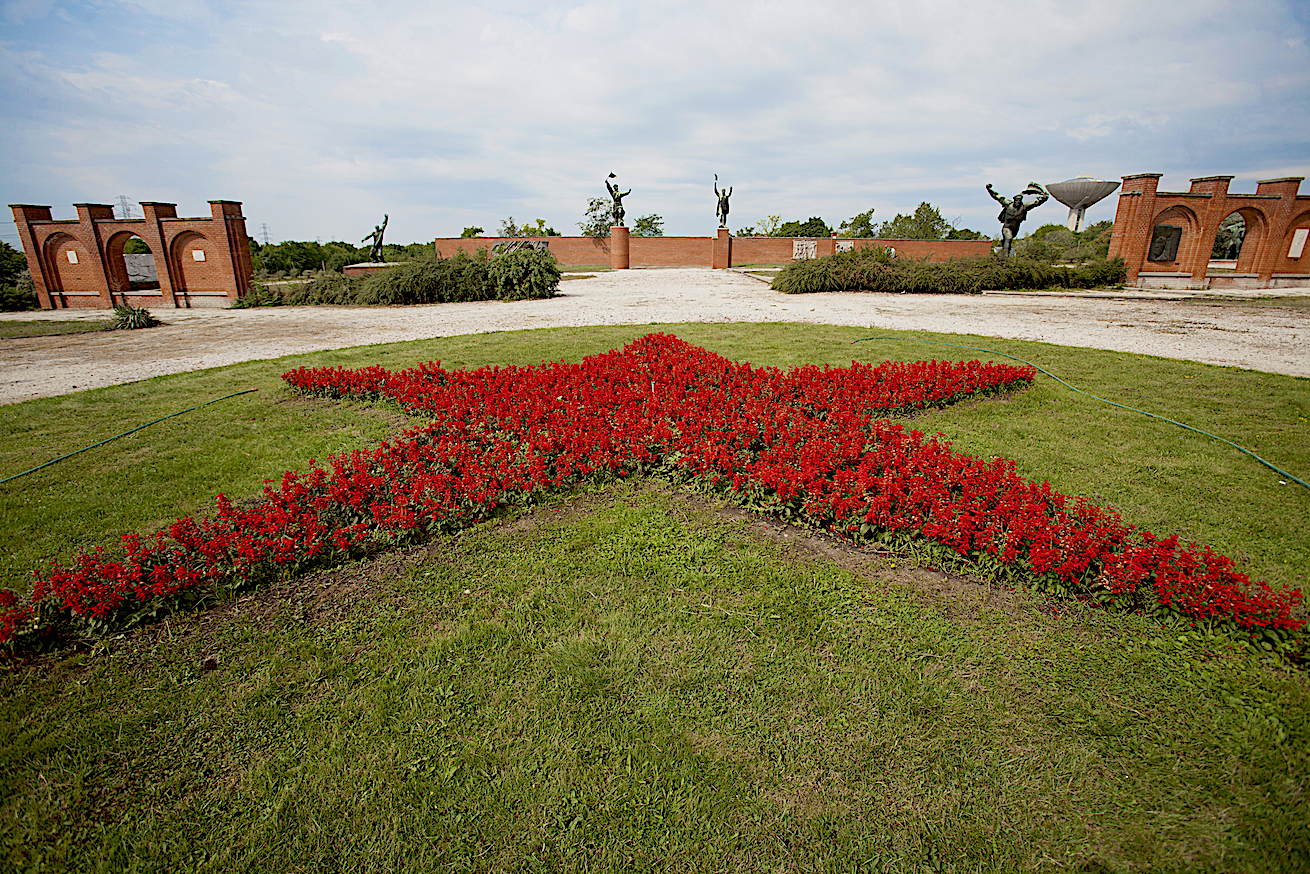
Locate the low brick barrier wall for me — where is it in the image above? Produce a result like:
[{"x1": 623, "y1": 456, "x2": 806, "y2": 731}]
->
[{"x1": 433, "y1": 235, "x2": 992, "y2": 268}]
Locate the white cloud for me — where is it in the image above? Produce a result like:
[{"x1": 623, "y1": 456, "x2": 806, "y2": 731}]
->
[{"x1": 1, "y1": 0, "x2": 1306, "y2": 240}]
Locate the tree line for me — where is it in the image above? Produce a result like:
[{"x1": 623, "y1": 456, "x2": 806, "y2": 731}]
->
[
  {"x1": 249, "y1": 239, "x2": 432, "y2": 278},
  {"x1": 736, "y1": 202, "x2": 1112, "y2": 262},
  {"x1": 736, "y1": 202, "x2": 988, "y2": 241}
]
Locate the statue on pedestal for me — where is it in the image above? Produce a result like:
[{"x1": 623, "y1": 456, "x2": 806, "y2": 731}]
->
[
  {"x1": 605, "y1": 174, "x2": 631, "y2": 227},
  {"x1": 715, "y1": 174, "x2": 732, "y2": 228},
  {"x1": 362, "y1": 214, "x2": 389, "y2": 262},
  {"x1": 986, "y1": 183, "x2": 1048, "y2": 256}
]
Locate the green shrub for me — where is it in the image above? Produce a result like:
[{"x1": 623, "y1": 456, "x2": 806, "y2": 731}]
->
[
  {"x1": 772, "y1": 248, "x2": 1126, "y2": 295},
  {"x1": 286, "y1": 249, "x2": 559, "y2": 306},
  {"x1": 110, "y1": 304, "x2": 160, "y2": 330},
  {"x1": 1, "y1": 268, "x2": 38, "y2": 312},
  {"x1": 486, "y1": 249, "x2": 560, "y2": 300},
  {"x1": 288, "y1": 270, "x2": 354, "y2": 306},
  {"x1": 354, "y1": 250, "x2": 490, "y2": 305},
  {"x1": 230, "y1": 282, "x2": 287, "y2": 308},
  {"x1": 0, "y1": 284, "x2": 38, "y2": 312}
]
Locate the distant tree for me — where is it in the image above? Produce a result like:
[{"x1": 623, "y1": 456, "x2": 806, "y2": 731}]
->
[
  {"x1": 1014, "y1": 220, "x2": 1113, "y2": 263},
  {"x1": 250, "y1": 239, "x2": 384, "y2": 276},
  {"x1": 579, "y1": 198, "x2": 612, "y2": 238},
  {"x1": 460, "y1": 226, "x2": 484, "y2": 238},
  {"x1": 123, "y1": 236, "x2": 151, "y2": 254},
  {"x1": 0, "y1": 241, "x2": 35, "y2": 311},
  {"x1": 631, "y1": 214, "x2": 664, "y2": 237},
  {"x1": 380, "y1": 242, "x2": 432, "y2": 262},
  {"x1": 945, "y1": 226, "x2": 988, "y2": 241},
  {"x1": 778, "y1": 217, "x2": 832, "y2": 237},
  {"x1": 500, "y1": 217, "x2": 522, "y2": 237},
  {"x1": 515, "y1": 218, "x2": 560, "y2": 237},
  {"x1": 838, "y1": 208, "x2": 877, "y2": 238},
  {"x1": 876, "y1": 202, "x2": 952, "y2": 240},
  {"x1": 0, "y1": 241, "x2": 27, "y2": 286},
  {"x1": 736, "y1": 215, "x2": 782, "y2": 236}
]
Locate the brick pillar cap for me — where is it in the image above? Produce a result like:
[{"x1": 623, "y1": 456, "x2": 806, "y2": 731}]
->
[
  {"x1": 138, "y1": 201, "x2": 178, "y2": 206},
  {"x1": 1122, "y1": 173, "x2": 1163, "y2": 180},
  {"x1": 1190, "y1": 175, "x2": 1235, "y2": 183},
  {"x1": 1256, "y1": 177, "x2": 1304, "y2": 185},
  {"x1": 9, "y1": 203, "x2": 52, "y2": 208},
  {"x1": 72, "y1": 203, "x2": 114, "y2": 208}
]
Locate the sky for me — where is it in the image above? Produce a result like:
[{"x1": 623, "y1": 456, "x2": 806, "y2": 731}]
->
[{"x1": 2, "y1": 0, "x2": 1308, "y2": 247}]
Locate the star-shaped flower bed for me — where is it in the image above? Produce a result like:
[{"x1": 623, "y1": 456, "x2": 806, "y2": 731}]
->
[{"x1": 2, "y1": 334, "x2": 1301, "y2": 653}]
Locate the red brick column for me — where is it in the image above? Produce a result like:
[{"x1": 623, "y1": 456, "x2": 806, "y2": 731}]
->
[
  {"x1": 140, "y1": 202, "x2": 180, "y2": 307},
  {"x1": 1186, "y1": 176, "x2": 1233, "y2": 282},
  {"x1": 72, "y1": 204, "x2": 116, "y2": 307},
  {"x1": 712, "y1": 227, "x2": 731, "y2": 268},
  {"x1": 1253, "y1": 177, "x2": 1305, "y2": 282},
  {"x1": 610, "y1": 226, "x2": 629, "y2": 270},
  {"x1": 9, "y1": 204, "x2": 55, "y2": 308},
  {"x1": 1109, "y1": 174, "x2": 1161, "y2": 282},
  {"x1": 209, "y1": 200, "x2": 252, "y2": 303}
]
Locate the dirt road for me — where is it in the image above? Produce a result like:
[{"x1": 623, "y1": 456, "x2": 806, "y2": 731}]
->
[{"x1": 2, "y1": 268, "x2": 1307, "y2": 404}]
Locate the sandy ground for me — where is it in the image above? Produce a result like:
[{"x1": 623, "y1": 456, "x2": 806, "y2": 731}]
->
[{"x1": 2, "y1": 268, "x2": 1307, "y2": 404}]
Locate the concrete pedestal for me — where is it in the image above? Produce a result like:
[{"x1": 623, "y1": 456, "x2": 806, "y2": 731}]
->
[
  {"x1": 342, "y1": 262, "x2": 400, "y2": 278},
  {"x1": 610, "y1": 226, "x2": 629, "y2": 269}
]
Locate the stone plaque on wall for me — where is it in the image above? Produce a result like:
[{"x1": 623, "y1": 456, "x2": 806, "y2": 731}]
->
[
  {"x1": 835, "y1": 240, "x2": 854, "y2": 253},
  {"x1": 792, "y1": 239, "x2": 817, "y2": 260},
  {"x1": 124, "y1": 254, "x2": 158, "y2": 283},
  {"x1": 1148, "y1": 225, "x2": 1182, "y2": 262},
  {"x1": 1289, "y1": 227, "x2": 1308, "y2": 259}
]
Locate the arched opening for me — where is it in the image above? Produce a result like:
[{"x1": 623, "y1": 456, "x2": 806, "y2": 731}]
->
[
  {"x1": 1211, "y1": 213, "x2": 1246, "y2": 266},
  {"x1": 105, "y1": 231, "x2": 160, "y2": 299},
  {"x1": 43, "y1": 232, "x2": 97, "y2": 304},
  {"x1": 1146, "y1": 205, "x2": 1199, "y2": 268},
  {"x1": 123, "y1": 236, "x2": 159, "y2": 289},
  {"x1": 171, "y1": 231, "x2": 220, "y2": 299}
]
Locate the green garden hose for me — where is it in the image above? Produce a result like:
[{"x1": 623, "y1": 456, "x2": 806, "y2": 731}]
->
[
  {"x1": 1, "y1": 389, "x2": 259, "y2": 485},
  {"x1": 851, "y1": 336, "x2": 1309, "y2": 492}
]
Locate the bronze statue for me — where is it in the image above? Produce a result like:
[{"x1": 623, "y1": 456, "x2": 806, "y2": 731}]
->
[
  {"x1": 714, "y1": 174, "x2": 732, "y2": 228},
  {"x1": 986, "y1": 183, "x2": 1048, "y2": 256},
  {"x1": 362, "y1": 214, "x2": 389, "y2": 262},
  {"x1": 605, "y1": 174, "x2": 631, "y2": 227}
]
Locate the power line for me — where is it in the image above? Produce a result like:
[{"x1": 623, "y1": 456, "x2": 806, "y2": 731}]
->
[{"x1": 259, "y1": 223, "x2": 271, "y2": 245}]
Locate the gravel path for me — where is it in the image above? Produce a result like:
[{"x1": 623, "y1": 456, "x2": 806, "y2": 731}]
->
[{"x1": 2, "y1": 268, "x2": 1307, "y2": 404}]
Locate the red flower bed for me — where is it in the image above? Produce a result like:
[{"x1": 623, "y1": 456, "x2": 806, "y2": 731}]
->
[{"x1": 1, "y1": 334, "x2": 1301, "y2": 649}]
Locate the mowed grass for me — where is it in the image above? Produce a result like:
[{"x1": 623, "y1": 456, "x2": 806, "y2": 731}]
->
[
  {"x1": 3, "y1": 481, "x2": 1308, "y2": 872},
  {"x1": 1, "y1": 321, "x2": 1308, "y2": 870},
  {"x1": 6, "y1": 320, "x2": 1301, "y2": 597}
]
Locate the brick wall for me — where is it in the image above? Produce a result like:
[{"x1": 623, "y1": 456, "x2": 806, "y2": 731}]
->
[
  {"x1": 10, "y1": 200, "x2": 253, "y2": 308},
  {"x1": 435, "y1": 237, "x2": 611, "y2": 265},
  {"x1": 433, "y1": 234, "x2": 992, "y2": 268},
  {"x1": 1108, "y1": 174, "x2": 1309, "y2": 284}
]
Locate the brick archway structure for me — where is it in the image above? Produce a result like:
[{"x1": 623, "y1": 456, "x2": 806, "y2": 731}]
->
[
  {"x1": 1108, "y1": 174, "x2": 1309, "y2": 288},
  {"x1": 10, "y1": 200, "x2": 254, "y2": 308}
]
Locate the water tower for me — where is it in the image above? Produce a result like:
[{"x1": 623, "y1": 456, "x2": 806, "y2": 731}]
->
[{"x1": 1045, "y1": 176, "x2": 1120, "y2": 232}]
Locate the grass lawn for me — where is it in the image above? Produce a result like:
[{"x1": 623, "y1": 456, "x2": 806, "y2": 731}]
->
[
  {"x1": 2, "y1": 322, "x2": 1308, "y2": 871},
  {"x1": 0, "y1": 320, "x2": 115, "y2": 340}
]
